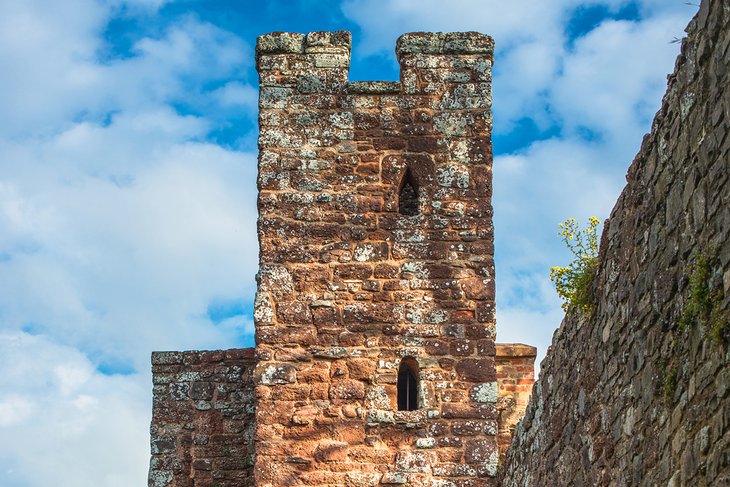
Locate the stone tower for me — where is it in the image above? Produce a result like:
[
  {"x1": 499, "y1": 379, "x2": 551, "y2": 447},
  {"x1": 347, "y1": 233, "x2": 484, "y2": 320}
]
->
[
  {"x1": 254, "y1": 31, "x2": 500, "y2": 486},
  {"x1": 148, "y1": 30, "x2": 537, "y2": 487}
]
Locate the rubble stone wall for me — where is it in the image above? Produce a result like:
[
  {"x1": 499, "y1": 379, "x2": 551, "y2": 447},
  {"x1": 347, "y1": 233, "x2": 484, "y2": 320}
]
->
[
  {"x1": 502, "y1": 0, "x2": 730, "y2": 485},
  {"x1": 254, "y1": 31, "x2": 501, "y2": 486},
  {"x1": 148, "y1": 349, "x2": 256, "y2": 487}
]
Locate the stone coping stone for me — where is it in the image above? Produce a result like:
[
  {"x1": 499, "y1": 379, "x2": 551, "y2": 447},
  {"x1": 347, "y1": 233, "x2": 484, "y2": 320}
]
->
[
  {"x1": 256, "y1": 31, "x2": 352, "y2": 56},
  {"x1": 495, "y1": 343, "x2": 537, "y2": 358},
  {"x1": 347, "y1": 81, "x2": 402, "y2": 94},
  {"x1": 397, "y1": 32, "x2": 494, "y2": 58},
  {"x1": 151, "y1": 347, "x2": 255, "y2": 365},
  {"x1": 255, "y1": 31, "x2": 493, "y2": 61}
]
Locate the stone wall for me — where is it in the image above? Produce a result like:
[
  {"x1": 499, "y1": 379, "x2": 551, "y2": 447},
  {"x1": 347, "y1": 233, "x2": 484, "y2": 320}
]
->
[
  {"x1": 502, "y1": 0, "x2": 730, "y2": 485},
  {"x1": 495, "y1": 344, "x2": 536, "y2": 459},
  {"x1": 148, "y1": 349, "x2": 256, "y2": 487},
  {"x1": 254, "y1": 31, "x2": 501, "y2": 486}
]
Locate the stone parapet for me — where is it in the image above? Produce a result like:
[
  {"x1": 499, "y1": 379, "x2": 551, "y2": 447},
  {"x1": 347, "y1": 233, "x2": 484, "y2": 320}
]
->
[
  {"x1": 148, "y1": 349, "x2": 256, "y2": 487},
  {"x1": 495, "y1": 344, "x2": 537, "y2": 459}
]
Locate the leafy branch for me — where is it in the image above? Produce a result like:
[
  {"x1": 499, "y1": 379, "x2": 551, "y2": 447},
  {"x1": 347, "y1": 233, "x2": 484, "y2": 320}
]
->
[{"x1": 550, "y1": 217, "x2": 601, "y2": 316}]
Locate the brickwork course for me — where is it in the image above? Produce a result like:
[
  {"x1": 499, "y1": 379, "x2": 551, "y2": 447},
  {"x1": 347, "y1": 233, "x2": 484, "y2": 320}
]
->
[
  {"x1": 502, "y1": 0, "x2": 730, "y2": 485},
  {"x1": 149, "y1": 29, "x2": 537, "y2": 487}
]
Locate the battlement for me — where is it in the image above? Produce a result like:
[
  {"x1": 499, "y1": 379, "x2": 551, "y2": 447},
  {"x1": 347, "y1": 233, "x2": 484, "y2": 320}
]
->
[
  {"x1": 256, "y1": 31, "x2": 351, "y2": 69},
  {"x1": 256, "y1": 30, "x2": 494, "y2": 98},
  {"x1": 256, "y1": 30, "x2": 493, "y2": 60}
]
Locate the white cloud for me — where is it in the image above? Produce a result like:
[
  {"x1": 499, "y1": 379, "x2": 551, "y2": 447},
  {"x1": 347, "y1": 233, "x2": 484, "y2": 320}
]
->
[
  {"x1": 0, "y1": 1, "x2": 251, "y2": 136},
  {"x1": 0, "y1": 2, "x2": 260, "y2": 482},
  {"x1": 0, "y1": 332, "x2": 150, "y2": 487},
  {"x1": 0, "y1": 0, "x2": 259, "y2": 376},
  {"x1": 551, "y1": 13, "x2": 692, "y2": 143},
  {"x1": 0, "y1": 395, "x2": 34, "y2": 427},
  {"x1": 212, "y1": 81, "x2": 259, "y2": 110},
  {"x1": 0, "y1": 132, "x2": 259, "y2": 369}
]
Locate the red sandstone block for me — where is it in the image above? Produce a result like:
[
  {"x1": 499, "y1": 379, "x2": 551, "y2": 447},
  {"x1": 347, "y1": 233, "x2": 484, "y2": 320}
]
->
[
  {"x1": 461, "y1": 277, "x2": 494, "y2": 300},
  {"x1": 333, "y1": 263, "x2": 372, "y2": 280},
  {"x1": 450, "y1": 309, "x2": 476, "y2": 323},
  {"x1": 256, "y1": 325, "x2": 317, "y2": 346},
  {"x1": 374, "y1": 263, "x2": 399, "y2": 278},
  {"x1": 450, "y1": 339, "x2": 475, "y2": 356},
  {"x1": 475, "y1": 302, "x2": 495, "y2": 322},
  {"x1": 442, "y1": 403, "x2": 495, "y2": 420},
  {"x1": 477, "y1": 340, "x2": 496, "y2": 356},
  {"x1": 311, "y1": 306, "x2": 340, "y2": 326},
  {"x1": 276, "y1": 301, "x2": 313, "y2": 324},
  {"x1": 455, "y1": 358, "x2": 496, "y2": 382},
  {"x1": 465, "y1": 323, "x2": 493, "y2": 339},
  {"x1": 425, "y1": 339, "x2": 449, "y2": 355},
  {"x1": 329, "y1": 379, "x2": 366, "y2": 401},
  {"x1": 464, "y1": 439, "x2": 497, "y2": 465},
  {"x1": 441, "y1": 389, "x2": 467, "y2": 402}
]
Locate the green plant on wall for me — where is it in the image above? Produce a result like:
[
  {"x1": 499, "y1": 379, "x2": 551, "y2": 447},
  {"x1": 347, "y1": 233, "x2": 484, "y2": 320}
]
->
[
  {"x1": 550, "y1": 217, "x2": 601, "y2": 316},
  {"x1": 679, "y1": 244, "x2": 728, "y2": 346},
  {"x1": 662, "y1": 362, "x2": 678, "y2": 403}
]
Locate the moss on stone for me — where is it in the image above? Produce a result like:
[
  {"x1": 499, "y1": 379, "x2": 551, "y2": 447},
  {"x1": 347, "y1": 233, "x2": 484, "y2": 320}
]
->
[{"x1": 679, "y1": 244, "x2": 728, "y2": 346}]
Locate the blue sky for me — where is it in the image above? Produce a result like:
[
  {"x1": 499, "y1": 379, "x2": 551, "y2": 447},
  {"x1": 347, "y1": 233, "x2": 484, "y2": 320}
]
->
[{"x1": 0, "y1": 0, "x2": 696, "y2": 485}]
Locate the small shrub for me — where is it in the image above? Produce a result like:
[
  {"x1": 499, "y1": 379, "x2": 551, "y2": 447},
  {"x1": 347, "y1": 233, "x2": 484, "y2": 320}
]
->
[{"x1": 550, "y1": 217, "x2": 601, "y2": 316}]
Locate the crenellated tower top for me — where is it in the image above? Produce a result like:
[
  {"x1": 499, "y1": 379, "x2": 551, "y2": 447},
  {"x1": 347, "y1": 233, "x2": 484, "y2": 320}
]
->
[{"x1": 256, "y1": 30, "x2": 493, "y2": 96}]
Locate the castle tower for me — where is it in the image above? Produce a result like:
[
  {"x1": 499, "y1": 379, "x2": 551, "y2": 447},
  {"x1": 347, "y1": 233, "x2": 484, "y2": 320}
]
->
[{"x1": 254, "y1": 31, "x2": 499, "y2": 486}]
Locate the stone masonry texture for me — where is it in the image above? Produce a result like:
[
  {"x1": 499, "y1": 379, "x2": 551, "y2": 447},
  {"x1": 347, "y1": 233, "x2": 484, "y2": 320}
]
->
[
  {"x1": 501, "y1": 0, "x2": 730, "y2": 485},
  {"x1": 149, "y1": 349, "x2": 256, "y2": 486},
  {"x1": 254, "y1": 30, "x2": 501, "y2": 487},
  {"x1": 149, "y1": 31, "x2": 538, "y2": 487},
  {"x1": 495, "y1": 344, "x2": 536, "y2": 459}
]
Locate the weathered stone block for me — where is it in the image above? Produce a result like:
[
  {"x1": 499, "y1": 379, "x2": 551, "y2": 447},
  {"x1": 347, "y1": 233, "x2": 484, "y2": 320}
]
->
[{"x1": 255, "y1": 363, "x2": 297, "y2": 385}]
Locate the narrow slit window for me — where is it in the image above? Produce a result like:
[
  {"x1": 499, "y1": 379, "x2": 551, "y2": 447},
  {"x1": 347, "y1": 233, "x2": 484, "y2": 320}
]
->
[
  {"x1": 397, "y1": 358, "x2": 419, "y2": 411},
  {"x1": 398, "y1": 168, "x2": 419, "y2": 216}
]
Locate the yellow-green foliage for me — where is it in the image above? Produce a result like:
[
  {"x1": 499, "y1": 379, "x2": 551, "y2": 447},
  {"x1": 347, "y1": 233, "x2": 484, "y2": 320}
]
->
[
  {"x1": 550, "y1": 217, "x2": 600, "y2": 316},
  {"x1": 679, "y1": 244, "x2": 728, "y2": 346}
]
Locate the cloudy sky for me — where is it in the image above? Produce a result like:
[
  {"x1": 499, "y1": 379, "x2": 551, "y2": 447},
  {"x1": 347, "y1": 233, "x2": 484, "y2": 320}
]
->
[{"x1": 0, "y1": 0, "x2": 697, "y2": 485}]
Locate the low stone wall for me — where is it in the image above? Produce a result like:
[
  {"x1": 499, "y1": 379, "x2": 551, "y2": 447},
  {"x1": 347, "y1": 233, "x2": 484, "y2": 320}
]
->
[
  {"x1": 148, "y1": 348, "x2": 256, "y2": 487},
  {"x1": 502, "y1": 0, "x2": 730, "y2": 485},
  {"x1": 495, "y1": 344, "x2": 536, "y2": 458}
]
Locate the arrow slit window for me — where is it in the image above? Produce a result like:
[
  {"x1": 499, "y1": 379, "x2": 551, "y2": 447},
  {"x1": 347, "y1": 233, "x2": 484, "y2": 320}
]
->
[
  {"x1": 398, "y1": 168, "x2": 419, "y2": 216},
  {"x1": 397, "y1": 357, "x2": 419, "y2": 411}
]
